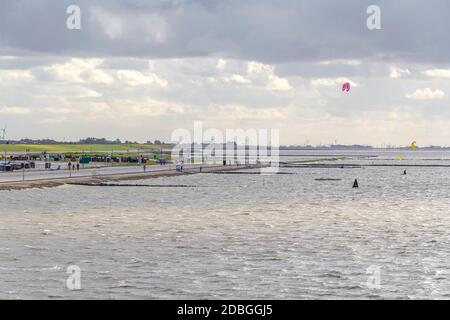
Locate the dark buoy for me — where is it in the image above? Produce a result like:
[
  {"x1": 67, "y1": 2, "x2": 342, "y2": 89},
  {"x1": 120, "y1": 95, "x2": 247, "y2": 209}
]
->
[{"x1": 352, "y1": 179, "x2": 359, "y2": 188}]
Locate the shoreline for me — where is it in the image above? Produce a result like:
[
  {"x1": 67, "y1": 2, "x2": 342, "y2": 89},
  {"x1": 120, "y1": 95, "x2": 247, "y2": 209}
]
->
[{"x1": 0, "y1": 164, "x2": 261, "y2": 191}]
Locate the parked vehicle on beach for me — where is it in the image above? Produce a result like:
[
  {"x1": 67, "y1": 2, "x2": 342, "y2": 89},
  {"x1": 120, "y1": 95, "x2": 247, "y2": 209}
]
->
[
  {"x1": 0, "y1": 163, "x2": 13, "y2": 171},
  {"x1": 0, "y1": 161, "x2": 36, "y2": 171}
]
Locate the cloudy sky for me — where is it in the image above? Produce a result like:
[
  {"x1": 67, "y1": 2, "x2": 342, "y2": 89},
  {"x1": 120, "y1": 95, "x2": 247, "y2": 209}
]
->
[{"x1": 1, "y1": 0, "x2": 450, "y2": 146}]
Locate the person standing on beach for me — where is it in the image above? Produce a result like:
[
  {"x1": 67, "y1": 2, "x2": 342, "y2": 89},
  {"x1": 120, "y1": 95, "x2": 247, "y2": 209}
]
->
[
  {"x1": 76, "y1": 163, "x2": 80, "y2": 171},
  {"x1": 68, "y1": 161, "x2": 72, "y2": 170}
]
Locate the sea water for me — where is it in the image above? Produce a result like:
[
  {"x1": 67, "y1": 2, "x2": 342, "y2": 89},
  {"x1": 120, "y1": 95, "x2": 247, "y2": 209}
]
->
[{"x1": 1, "y1": 150, "x2": 450, "y2": 299}]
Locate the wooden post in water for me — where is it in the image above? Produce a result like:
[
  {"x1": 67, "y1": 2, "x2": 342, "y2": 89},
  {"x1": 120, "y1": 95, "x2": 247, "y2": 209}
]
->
[
  {"x1": 223, "y1": 142, "x2": 226, "y2": 166},
  {"x1": 257, "y1": 143, "x2": 260, "y2": 164}
]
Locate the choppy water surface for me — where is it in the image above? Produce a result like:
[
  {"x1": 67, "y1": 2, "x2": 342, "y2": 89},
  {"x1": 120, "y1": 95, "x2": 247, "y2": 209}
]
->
[{"x1": 1, "y1": 150, "x2": 450, "y2": 299}]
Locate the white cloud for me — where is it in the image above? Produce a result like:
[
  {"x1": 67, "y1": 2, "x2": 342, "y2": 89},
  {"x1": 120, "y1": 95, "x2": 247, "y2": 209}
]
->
[
  {"x1": 247, "y1": 61, "x2": 273, "y2": 74},
  {"x1": 405, "y1": 88, "x2": 445, "y2": 100},
  {"x1": 89, "y1": 69, "x2": 115, "y2": 84},
  {"x1": 89, "y1": 102, "x2": 111, "y2": 113},
  {"x1": 40, "y1": 117, "x2": 68, "y2": 124},
  {"x1": 67, "y1": 87, "x2": 102, "y2": 98},
  {"x1": 210, "y1": 104, "x2": 289, "y2": 120},
  {"x1": 43, "y1": 107, "x2": 77, "y2": 114},
  {"x1": 267, "y1": 76, "x2": 292, "y2": 91},
  {"x1": 311, "y1": 77, "x2": 358, "y2": 88},
  {"x1": 247, "y1": 61, "x2": 292, "y2": 91},
  {"x1": 117, "y1": 70, "x2": 168, "y2": 87},
  {"x1": 223, "y1": 74, "x2": 251, "y2": 85},
  {"x1": 119, "y1": 98, "x2": 185, "y2": 117},
  {"x1": 390, "y1": 67, "x2": 411, "y2": 79},
  {"x1": 423, "y1": 69, "x2": 450, "y2": 79},
  {"x1": 0, "y1": 106, "x2": 32, "y2": 115},
  {"x1": 2, "y1": 55, "x2": 450, "y2": 145},
  {"x1": 216, "y1": 59, "x2": 227, "y2": 69},
  {"x1": 0, "y1": 70, "x2": 34, "y2": 82},
  {"x1": 43, "y1": 58, "x2": 113, "y2": 84},
  {"x1": 319, "y1": 59, "x2": 362, "y2": 66}
]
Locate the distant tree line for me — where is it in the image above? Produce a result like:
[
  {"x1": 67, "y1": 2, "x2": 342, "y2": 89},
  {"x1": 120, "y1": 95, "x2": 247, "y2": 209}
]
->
[
  {"x1": 1, "y1": 138, "x2": 450, "y2": 149},
  {"x1": 0, "y1": 137, "x2": 169, "y2": 145}
]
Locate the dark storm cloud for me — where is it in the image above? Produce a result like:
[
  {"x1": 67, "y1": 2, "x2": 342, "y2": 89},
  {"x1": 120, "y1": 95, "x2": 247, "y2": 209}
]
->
[{"x1": 0, "y1": 0, "x2": 449, "y2": 64}]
